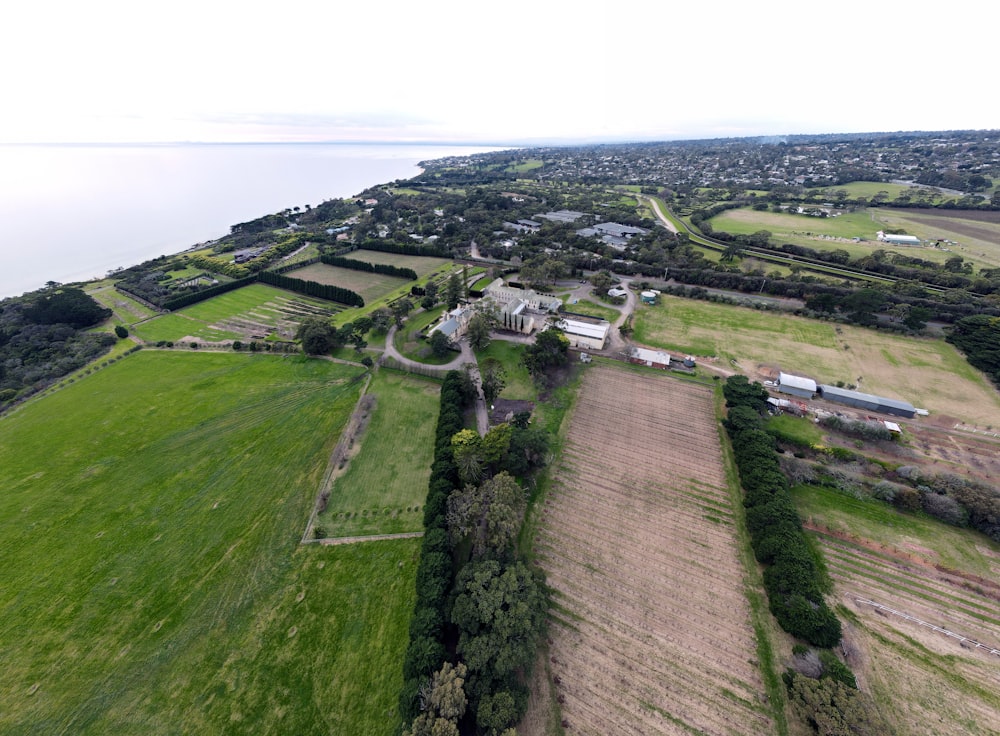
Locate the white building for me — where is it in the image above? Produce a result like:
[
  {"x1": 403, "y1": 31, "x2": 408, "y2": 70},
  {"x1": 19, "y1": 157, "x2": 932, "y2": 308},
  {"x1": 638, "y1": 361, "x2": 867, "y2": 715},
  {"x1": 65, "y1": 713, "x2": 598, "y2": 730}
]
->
[
  {"x1": 556, "y1": 316, "x2": 611, "y2": 350},
  {"x1": 777, "y1": 372, "x2": 817, "y2": 398}
]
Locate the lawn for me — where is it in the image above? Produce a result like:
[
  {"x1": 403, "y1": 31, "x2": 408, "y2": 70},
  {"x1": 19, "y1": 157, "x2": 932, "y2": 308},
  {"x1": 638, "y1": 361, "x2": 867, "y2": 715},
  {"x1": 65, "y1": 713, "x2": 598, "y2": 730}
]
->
[
  {"x1": 633, "y1": 295, "x2": 1000, "y2": 426},
  {"x1": 0, "y1": 352, "x2": 415, "y2": 735},
  {"x1": 132, "y1": 283, "x2": 339, "y2": 343},
  {"x1": 318, "y1": 370, "x2": 440, "y2": 537},
  {"x1": 393, "y1": 305, "x2": 454, "y2": 364},
  {"x1": 561, "y1": 297, "x2": 620, "y2": 322},
  {"x1": 476, "y1": 340, "x2": 535, "y2": 402}
]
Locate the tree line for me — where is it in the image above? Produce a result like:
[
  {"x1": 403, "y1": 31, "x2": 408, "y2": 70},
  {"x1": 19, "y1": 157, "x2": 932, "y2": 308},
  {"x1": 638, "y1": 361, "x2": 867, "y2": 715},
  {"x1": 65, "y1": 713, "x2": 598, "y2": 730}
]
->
[
  {"x1": 319, "y1": 254, "x2": 418, "y2": 280},
  {"x1": 400, "y1": 371, "x2": 550, "y2": 735}
]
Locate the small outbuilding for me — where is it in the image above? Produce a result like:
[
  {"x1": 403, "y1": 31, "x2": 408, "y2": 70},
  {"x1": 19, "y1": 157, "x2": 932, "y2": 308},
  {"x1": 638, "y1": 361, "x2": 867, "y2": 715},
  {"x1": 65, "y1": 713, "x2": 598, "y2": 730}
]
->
[
  {"x1": 640, "y1": 291, "x2": 657, "y2": 304},
  {"x1": 628, "y1": 346, "x2": 671, "y2": 369},
  {"x1": 777, "y1": 372, "x2": 817, "y2": 398}
]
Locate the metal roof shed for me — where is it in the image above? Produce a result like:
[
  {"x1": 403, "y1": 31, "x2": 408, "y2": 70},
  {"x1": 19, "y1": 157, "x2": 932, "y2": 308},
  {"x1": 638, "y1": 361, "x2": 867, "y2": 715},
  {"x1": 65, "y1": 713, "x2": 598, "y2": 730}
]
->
[
  {"x1": 777, "y1": 372, "x2": 817, "y2": 398},
  {"x1": 817, "y1": 385, "x2": 916, "y2": 418}
]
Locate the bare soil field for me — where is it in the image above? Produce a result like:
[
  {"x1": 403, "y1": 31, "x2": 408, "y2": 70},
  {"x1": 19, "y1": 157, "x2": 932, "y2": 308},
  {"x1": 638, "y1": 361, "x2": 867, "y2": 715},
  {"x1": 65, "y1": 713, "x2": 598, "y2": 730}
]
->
[
  {"x1": 812, "y1": 532, "x2": 1000, "y2": 736},
  {"x1": 532, "y1": 365, "x2": 774, "y2": 735}
]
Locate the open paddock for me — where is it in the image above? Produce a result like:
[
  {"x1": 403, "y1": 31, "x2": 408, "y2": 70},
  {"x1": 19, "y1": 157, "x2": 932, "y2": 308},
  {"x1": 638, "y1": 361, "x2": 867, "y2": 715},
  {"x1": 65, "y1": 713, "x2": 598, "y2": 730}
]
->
[
  {"x1": 342, "y1": 249, "x2": 450, "y2": 278},
  {"x1": 534, "y1": 364, "x2": 774, "y2": 735},
  {"x1": 285, "y1": 262, "x2": 412, "y2": 304},
  {"x1": 633, "y1": 295, "x2": 1000, "y2": 426}
]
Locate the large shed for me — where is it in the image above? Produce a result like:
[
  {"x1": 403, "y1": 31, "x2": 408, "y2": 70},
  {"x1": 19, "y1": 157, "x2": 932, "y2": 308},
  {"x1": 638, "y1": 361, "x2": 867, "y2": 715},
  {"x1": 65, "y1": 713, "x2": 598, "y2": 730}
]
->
[
  {"x1": 777, "y1": 372, "x2": 817, "y2": 398},
  {"x1": 556, "y1": 315, "x2": 611, "y2": 350},
  {"x1": 817, "y1": 384, "x2": 916, "y2": 418},
  {"x1": 628, "y1": 346, "x2": 671, "y2": 369}
]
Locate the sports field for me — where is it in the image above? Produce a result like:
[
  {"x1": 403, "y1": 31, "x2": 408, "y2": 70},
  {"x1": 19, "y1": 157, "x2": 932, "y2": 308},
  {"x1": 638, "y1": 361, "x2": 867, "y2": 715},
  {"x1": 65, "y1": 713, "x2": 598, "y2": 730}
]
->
[
  {"x1": 317, "y1": 370, "x2": 440, "y2": 537},
  {"x1": 132, "y1": 283, "x2": 339, "y2": 343},
  {"x1": 0, "y1": 352, "x2": 414, "y2": 734},
  {"x1": 633, "y1": 296, "x2": 1000, "y2": 426}
]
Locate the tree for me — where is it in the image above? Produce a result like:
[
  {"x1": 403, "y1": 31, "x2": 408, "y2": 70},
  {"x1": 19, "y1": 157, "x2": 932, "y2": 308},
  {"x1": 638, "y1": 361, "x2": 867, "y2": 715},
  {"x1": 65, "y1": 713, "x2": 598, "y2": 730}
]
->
[
  {"x1": 370, "y1": 307, "x2": 393, "y2": 333},
  {"x1": 466, "y1": 312, "x2": 492, "y2": 351},
  {"x1": 429, "y1": 330, "x2": 452, "y2": 357},
  {"x1": 25, "y1": 287, "x2": 110, "y2": 328},
  {"x1": 404, "y1": 662, "x2": 468, "y2": 736},
  {"x1": 523, "y1": 327, "x2": 569, "y2": 384},
  {"x1": 480, "y1": 358, "x2": 507, "y2": 405},
  {"x1": 392, "y1": 298, "x2": 414, "y2": 327},
  {"x1": 296, "y1": 317, "x2": 335, "y2": 355},
  {"x1": 452, "y1": 429, "x2": 485, "y2": 486},
  {"x1": 447, "y1": 471, "x2": 525, "y2": 558},
  {"x1": 589, "y1": 270, "x2": 614, "y2": 293},
  {"x1": 445, "y1": 273, "x2": 462, "y2": 310},
  {"x1": 114, "y1": 324, "x2": 129, "y2": 339}
]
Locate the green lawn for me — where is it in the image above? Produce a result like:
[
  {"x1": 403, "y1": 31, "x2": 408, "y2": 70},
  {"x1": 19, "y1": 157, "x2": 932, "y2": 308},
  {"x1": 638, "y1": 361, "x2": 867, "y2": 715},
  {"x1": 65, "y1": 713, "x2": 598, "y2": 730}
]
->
[
  {"x1": 791, "y1": 484, "x2": 1000, "y2": 579},
  {"x1": 476, "y1": 340, "x2": 535, "y2": 401},
  {"x1": 318, "y1": 371, "x2": 440, "y2": 536},
  {"x1": 394, "y1": 306, "x2": 454, "y2": 364},
  {"x1": 766, "y1": 413, "x2": 824, "y2": 447},
  {"x1": 132, "y1": 284, "x2": 339, "y2": 343},
  {"x1": 562, "y1": 298, "x2": 620, "y2": 322},
  {"x1": 0, "y1": 352, "x2": 414, "y2": 735}
]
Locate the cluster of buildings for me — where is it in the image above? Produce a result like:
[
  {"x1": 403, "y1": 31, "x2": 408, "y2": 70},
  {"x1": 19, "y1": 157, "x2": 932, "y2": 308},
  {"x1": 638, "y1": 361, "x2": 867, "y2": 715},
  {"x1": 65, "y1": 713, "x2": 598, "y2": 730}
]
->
[
  {"x1": 428, "y1": 277, "x2": 613, "y2": 351},
  {"x1": 776, "y1": 371, "x2": 917, "y2": 418}
]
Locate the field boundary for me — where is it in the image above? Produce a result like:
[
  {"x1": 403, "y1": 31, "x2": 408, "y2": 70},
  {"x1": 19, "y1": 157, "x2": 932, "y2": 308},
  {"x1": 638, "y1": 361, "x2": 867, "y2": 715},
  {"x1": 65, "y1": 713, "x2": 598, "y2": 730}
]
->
[
  {"x1": 309, "y1": 531, "x2": 425, "y2": 546},
  {"x1": 301, "y1": 371, "x2": 374, "y2": 542},
  {"x1": 855, "y1": 598, "x2": 1000, "y2": 656}
]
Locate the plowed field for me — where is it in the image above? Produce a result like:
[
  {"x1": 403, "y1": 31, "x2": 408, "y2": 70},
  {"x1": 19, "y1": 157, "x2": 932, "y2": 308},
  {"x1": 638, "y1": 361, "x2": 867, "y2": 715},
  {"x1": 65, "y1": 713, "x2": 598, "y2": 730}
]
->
[{"x1": 535, "y1": 365, "x2": 773, "y2": 735}]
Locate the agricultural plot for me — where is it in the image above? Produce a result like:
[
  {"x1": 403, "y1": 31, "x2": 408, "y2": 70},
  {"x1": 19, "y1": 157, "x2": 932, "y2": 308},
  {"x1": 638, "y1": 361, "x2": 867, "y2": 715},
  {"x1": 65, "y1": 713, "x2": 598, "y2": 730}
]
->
[
  {"x1": 86, "y1": 284, "x2": 158, "y2": 323},
  {"x1": 534, "y1": 364, "x2": 774, "y2": 735},
  {"x1": 707, "y1": 207, "x2": 981, "y2": 267},
  {"x1": 874, "y1": 209, "x2": 1000, "y2": 270},
  {"x1": 633, "y1": 295, "x2": 1000, "y2": 426},
  {"x1": 133, "y1": 283, "x2": 339, "y2": 343},
  {"x1": 0, "y1": 352, "x2": 417, "y2": 735},
  {"x1": 286, "y1": 262, "x2": 412, "y2": 304},
  {"x1": 806, "y1": 532, "x2": 1000, "y2": 735},
  {"x1": 342, "y1": 249, "x2": 450, "y2": 278},
  {"x1": 317, "y1": 370, "x2": 440, "y2": 537}
]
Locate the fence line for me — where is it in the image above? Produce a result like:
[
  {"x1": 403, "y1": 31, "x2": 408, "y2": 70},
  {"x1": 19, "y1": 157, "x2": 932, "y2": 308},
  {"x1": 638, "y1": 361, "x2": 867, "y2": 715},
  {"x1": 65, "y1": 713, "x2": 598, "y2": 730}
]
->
[{"x1": 855, "y1": 597, "x2": 1000, "y2": 656}]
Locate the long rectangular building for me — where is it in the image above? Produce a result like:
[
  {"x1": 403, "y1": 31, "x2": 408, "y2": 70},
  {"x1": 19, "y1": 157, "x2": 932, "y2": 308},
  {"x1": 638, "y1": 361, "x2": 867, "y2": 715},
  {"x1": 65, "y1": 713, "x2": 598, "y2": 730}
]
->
[{"x1": 817, "y1": 384, "x2": 916, "y2": 418}]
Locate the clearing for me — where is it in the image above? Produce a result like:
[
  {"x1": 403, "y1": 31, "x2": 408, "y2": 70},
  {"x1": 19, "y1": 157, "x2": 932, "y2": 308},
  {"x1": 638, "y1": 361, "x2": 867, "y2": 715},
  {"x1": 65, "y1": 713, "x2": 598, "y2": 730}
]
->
[{"x1": 532, "y1": 363, "x2": 774, "y2": 735}]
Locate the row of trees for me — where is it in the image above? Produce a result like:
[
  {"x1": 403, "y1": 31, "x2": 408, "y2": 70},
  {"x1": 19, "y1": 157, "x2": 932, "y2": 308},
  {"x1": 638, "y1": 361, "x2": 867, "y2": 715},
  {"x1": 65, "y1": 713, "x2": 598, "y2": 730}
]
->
[
  {"x1": 400, "y1": 370, "x2": 550, "y2": 735},
  {"x1": 320, "y1": 254, "x2": 418, "y2": 280},
  {"x1": 257, "y1": 270, "x2": 364, "y2": 306},
  {"x1": 723, "y1": 376, "x2": 843, "y2": 647}
]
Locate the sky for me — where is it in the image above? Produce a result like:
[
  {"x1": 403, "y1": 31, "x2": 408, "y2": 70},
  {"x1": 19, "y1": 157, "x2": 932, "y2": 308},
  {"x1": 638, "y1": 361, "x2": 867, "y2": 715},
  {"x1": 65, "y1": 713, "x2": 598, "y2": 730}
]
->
[{"x1": 2, "y1": 0, "x2": 995, "y2": 145}]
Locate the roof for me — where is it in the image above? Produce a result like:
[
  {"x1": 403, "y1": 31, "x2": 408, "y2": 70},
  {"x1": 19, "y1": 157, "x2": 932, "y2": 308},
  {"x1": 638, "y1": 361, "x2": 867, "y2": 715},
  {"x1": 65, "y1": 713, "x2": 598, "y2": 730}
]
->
[
  {"x1": 536, "y1": 210, "x2": 587, "y2": 223},
  {"x1": 818, "y1": 385, "x2": 916, "y2": 413},
  {"x1": 556, "y1": 317, "x2": 610, "y2": 341},
  {"x1": 593, "y1": 222, "x2": 649, "y2": 237},
  {"x1": 630, "y1": 347, "x2": 671, "y2": 364},
  {"x1": 778, "y1": 372, "x2": 817, "y2": 392},
  {"x1": 431, "y1": 317, "x2": 460, "y2": 337}
]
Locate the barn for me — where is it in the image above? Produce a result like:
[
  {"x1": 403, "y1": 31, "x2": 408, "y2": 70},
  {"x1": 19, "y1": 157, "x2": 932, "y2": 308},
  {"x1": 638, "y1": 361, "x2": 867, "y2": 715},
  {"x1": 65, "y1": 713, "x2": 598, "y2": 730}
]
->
[
  {"x1": 817, "y1": 384, "x2": 916, "y2": 418},
  {"x1": 628, "y1": 346, "x2": 671, "y2": 369},
  {"x1": 777, "y1": 372, "x2": 817, "y2": 398},
  {"x1": 556, "y1": 315, "x2": 611, "y2": 350}
]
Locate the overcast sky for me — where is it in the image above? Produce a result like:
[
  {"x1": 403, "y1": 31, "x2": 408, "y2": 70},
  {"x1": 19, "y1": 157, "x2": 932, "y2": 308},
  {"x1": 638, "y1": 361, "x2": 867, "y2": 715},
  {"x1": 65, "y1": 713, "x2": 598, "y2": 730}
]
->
[{"x1": 2, "y1": 0, "x2": 994, "y2": 145}]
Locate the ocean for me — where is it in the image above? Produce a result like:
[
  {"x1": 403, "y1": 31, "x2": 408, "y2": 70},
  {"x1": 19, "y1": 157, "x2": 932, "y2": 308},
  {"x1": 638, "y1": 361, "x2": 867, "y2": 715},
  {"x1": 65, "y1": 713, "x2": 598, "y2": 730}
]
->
[{"x1": 0, "y1": 143, "x2": 497, "y2": 299}]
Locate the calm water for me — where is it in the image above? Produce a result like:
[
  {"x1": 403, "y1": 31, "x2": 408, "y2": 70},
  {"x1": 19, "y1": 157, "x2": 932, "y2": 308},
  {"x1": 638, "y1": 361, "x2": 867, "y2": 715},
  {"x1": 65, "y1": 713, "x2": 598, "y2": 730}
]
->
[{"x1": 0, "y1": 143, "x2": 495, "y2": 299}]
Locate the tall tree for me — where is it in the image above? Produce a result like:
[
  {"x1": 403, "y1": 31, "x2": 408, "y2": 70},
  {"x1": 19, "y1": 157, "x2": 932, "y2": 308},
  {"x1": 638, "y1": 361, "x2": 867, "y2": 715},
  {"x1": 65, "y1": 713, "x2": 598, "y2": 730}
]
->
[
  {"x1": 480, "y1": 358, "x2": 507, "y2": 405},
  {"x1": 447, "y1": 471, "x2": 525, "y2": 558}
]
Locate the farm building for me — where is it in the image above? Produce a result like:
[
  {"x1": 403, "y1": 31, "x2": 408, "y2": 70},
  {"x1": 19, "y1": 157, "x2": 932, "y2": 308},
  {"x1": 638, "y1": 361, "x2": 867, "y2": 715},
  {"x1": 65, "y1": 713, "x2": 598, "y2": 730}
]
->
[
  {"x1": 777, "y1": 372, "x2": 817, "y2": 398},
  {"x1": 817, "y1": 384, "x2": 916, "y2": 418},
  {"x1": 877, "y1": 230, "x2": 921, "y2": 246},
  {"x1": 556, "y1": 315, "x2": 611, "y2": 350},
  {"x1": 628, "y1": 346, "x2": 671, "y2": 369}
]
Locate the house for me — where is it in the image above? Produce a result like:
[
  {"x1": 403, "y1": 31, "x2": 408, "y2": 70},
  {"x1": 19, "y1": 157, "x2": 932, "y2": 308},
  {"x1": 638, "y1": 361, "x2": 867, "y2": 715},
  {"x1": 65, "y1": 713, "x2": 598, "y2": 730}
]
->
[
  {"x1": 483, "y1": 279, "x2": 561, "y2": 313},
  {"x1": 628, "y1": 346, "x2": 670, "y2": 369},
  {"x1": 777, "y1": 372, "x2": 817, "y2": 398},
  {"x1": 428, "y1": 306, "x2": 472, "y2": 343}
]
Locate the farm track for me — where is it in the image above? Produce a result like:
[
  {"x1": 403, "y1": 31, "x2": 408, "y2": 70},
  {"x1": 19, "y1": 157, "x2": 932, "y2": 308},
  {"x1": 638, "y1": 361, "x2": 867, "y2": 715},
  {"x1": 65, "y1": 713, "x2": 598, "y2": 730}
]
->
[{"x1": 535, "y1": 365, "x2": 772, "y2": 735}]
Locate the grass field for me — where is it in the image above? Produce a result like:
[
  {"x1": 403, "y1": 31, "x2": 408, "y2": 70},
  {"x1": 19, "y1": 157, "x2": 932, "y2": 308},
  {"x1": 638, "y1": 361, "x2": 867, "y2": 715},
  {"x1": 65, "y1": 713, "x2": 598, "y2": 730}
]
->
[
  {"x1": 394, "y1": 306, "x2": 454, "y2": 363},
  {"x1": 318, "y1": 370, "x2": 440, "y2": 537},
  {"x1": 561, "y1": 298, "x2": 620, "y2": 322},
  {"x1": 709, "y1": 206, "x2": 1000, "y2": 270},
  {"x1": 633, "y1": 295, "x2": 1000, "y2": 426},
  {"x1": 86, "y1": 284, "x2": 158, "y2": 324},
  {"x1": 0, "y1": 352, "x2": 416, "y2": 735},
  {"x1": 475, "y1": 340, "x2": 534, "y2": 401},
  {"x1": 132, "y1": 283, "x2": 339, "y2": 343}
]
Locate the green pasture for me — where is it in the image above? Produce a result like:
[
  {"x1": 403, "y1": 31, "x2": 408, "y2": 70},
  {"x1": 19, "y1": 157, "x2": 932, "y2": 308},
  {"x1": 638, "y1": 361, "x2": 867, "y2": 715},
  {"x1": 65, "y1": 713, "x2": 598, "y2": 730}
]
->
[
  {"x1": 766, "y1": 414, "x2": 824, "y2": 447},
  {"x1": 709, "y1": 207, "x2": 878, "y2": 240},
  {"x1": 133, "y1": 284, "x2": 339, "y2": 343},
  {"x1": 0, "y1": 352, "x2": 415, "y2": 735},
  {"x1": 318, "y1": 371, "x2": 440, "y2": 537},
  {"x1": 472, "y1": 275, "x2": 494, "y2": 290},
  {"x1": 792, "y1": 484, "x2": 1000, "y2": 580},
  {"x1": 632, "y1": 295, "x2": 1000, "y2": 425},
  {"x1": 506, "y1": 159, "x2": 543, "y2": 173}
]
